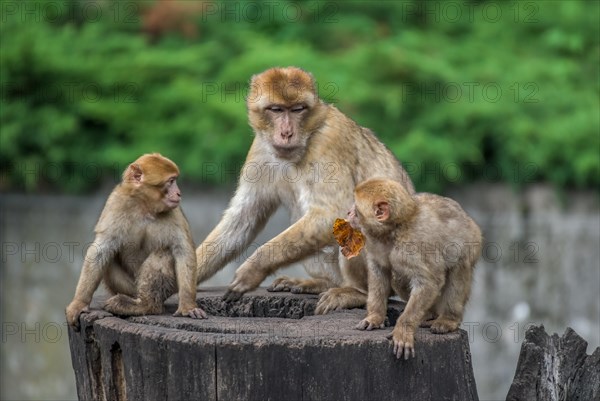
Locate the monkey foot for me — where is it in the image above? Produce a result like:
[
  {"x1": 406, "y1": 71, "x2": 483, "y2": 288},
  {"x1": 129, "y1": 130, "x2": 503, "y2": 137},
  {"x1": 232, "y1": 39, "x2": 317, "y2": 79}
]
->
[
  {"x1": 267, "y1": 277, "x2": 329, "y2": 294},
  {"x1": 104, "y1": 294, "x2": 138, "y2": 315},
  {"x1": 104, "y1": 294, "x2": 162, "y2": 316},
  {"x1": 420, "y1": 319, "x2": 434, "y2": 328},
  {"x1": 174, "y1": 306, "x2": 208, "y2": 319},
  {"x1": 419, "y1": 314, "x2": 438, "y2": 328},
  {"x1": 429, "y1": 318, "x2": 460, "y2": 334},
  {"x1": 315, "y1": 287, "x2": 367, "y2": 315},
  {"x1": 355, "y1": 316, "x2": 385, "y2": 331}
]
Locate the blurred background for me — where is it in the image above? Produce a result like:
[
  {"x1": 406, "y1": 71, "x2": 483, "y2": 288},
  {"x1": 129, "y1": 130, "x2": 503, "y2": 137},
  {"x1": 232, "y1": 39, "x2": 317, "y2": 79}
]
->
[{"x1": 1, "y1": 1, "x2": 598, "y2": 400}]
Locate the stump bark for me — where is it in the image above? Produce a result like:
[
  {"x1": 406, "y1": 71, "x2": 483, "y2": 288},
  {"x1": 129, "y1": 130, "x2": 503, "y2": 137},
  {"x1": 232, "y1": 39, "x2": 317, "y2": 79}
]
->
[
  {"x1": 68, "y1": 288, "x2": 479, "y2": 401},
  {"x1": 506, "y1": 325, "x2": 600, "y2": 401}
]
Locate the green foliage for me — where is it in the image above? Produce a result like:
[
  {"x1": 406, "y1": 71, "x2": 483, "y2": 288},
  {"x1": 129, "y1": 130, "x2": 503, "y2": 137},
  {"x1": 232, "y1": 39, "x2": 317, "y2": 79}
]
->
[{"x1": 1, "y1": 0, "x2": 598, "y2": 192}]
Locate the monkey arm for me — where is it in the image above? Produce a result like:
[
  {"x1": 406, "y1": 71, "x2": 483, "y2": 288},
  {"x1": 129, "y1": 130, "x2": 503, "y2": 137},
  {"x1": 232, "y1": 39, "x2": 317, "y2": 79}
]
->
[
  {"x1": 196, "y1": 180, "x2": 278, "y2": 284},
  {"x1": 356, "y1": 260, "x2": 391, "y2": 330},
  {"x1": 66, "y1": 235, "x2": 116, "y2": 327},
  {"x1": 172, "y1": 240, "x2": 200, "y2": 313},
  {"x1": 397, "y1": 272, "x2": 442, "y2": 329},
  {"x1": 367, "y1": 262, "x2": 391, "y2": 321},
  {"x1": 75, "y1": 236, "x2": 117, "y2": 304},
  {"x1": 388, "y1": 266, "x2": 444, "y2": 359},
  {"x1": 224, "y1": 209, "x2": 334, "y2": 300}
]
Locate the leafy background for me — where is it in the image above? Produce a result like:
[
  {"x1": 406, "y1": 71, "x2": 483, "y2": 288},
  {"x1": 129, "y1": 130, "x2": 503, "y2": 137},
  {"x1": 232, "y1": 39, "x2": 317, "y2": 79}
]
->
[
  {"x1": 1, "y1": 3, "x2": 599, "y2": 400},
  {"x1": 1, "y1": 0, "x2": 598, "y2": 194}
]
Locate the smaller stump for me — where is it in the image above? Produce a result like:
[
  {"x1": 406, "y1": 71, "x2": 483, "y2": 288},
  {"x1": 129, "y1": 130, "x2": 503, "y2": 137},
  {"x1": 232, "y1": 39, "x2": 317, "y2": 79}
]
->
[
  {"x1": 507, "y1": 325, "x2": 600, "y2": 401},
  {"x1": 69, "y1": 288, "x2": 479, "y2": 401}
]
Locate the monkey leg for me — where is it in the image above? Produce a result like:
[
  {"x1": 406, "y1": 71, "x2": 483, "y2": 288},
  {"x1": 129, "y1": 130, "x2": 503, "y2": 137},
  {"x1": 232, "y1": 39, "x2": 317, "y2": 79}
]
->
[
  {"x1": 225, "y1": 213, "x2": 339, "y2": 301},
  {"x1": 103, "y1": 264, "x2": 137, "y2": 297},
  {"x1": 391, "y1": 272, "x2": 437, "y2": 327},
  {"x1": 268, "y1": 247, "x2": 342, "y2": 294},
  {"x1": 429, "y1": 263, "x2": 473, "y2": 334},
  {"x1": 104, "y1": 251, "x2": 177, "y2": 317},
  {"x1": 390, "y1": 273, "x2": 411, "y2": 301},
  {"x1": 312, "y1": 251, "x2": 369, "y2": 313}
]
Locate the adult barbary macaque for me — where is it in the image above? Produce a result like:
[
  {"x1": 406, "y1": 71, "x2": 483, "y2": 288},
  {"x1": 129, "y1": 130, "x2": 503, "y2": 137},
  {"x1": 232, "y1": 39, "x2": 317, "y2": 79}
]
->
[
  {"x1": 350, "y1": 178, "x2": 482, "y2": 359},
  {"x1": 194, "y1": 66, "x2": 414, "y2": 302},
  {"x1": 66, "y1": 153, "x2": 206, "y2": 329}
]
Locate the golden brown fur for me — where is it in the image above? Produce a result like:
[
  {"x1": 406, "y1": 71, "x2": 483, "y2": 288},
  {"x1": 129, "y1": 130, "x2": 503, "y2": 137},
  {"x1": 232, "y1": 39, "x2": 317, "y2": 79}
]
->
[
  {"x1": 194, "y1": 67, "x2": 414, "y2": 302},
  {"x1": 351, "y1": 178, "x2": 482, "y2": 359},
  {"x1": 141, "y1": 0, "x2": 204, "y2": 43},
  {"x1": 66, "y1": 153, "x2": 206, "y2": 329}
]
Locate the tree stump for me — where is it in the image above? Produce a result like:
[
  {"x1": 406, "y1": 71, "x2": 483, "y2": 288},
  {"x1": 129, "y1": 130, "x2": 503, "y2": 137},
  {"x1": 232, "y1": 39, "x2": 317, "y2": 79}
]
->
[
  {"x1": 68, "y1": 288, "x2": 479, "y2": 401},
  {"x1": 506, "y1": 325, "x2": 600, "y2": 401}
]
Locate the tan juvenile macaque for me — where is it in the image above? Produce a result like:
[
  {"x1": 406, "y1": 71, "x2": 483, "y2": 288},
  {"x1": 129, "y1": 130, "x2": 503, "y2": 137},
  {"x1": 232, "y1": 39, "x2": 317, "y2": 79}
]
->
[
  {"x1": 193, "y1": 67, "x2": 414, "y2": 302},
  {"x1": 350, "y1": 178, "x2": 482, "y2": 359},
  {"x1": 141, "y1": 0, "x2": 205, "y2": 43},
  {"x1": 66, "y1": 153, "x2": 206, "y2": 329}
]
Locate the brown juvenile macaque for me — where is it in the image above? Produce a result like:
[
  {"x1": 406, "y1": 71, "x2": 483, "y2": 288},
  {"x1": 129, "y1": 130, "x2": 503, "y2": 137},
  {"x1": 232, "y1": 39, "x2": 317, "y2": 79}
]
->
[
  {"x1": 66, "y1": 153, "x2": 206, "y2": 329},
  {"x1": 194, "y1": 67, "x2": 414, "y2": 302},
  {"x1": 141, "y1": 0, "x2": 204, "y2": 44},
  {"x1": 350, "y1": 178, "x2": 482, "y2": 359}
]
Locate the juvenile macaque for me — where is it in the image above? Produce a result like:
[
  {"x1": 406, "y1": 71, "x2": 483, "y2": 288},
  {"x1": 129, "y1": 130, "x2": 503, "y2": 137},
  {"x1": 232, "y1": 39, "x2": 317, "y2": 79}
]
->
[
  {"x1": 141, "y1": 0, "x2": 204, "y2": 43},
  {"x1": 66, "y1": 153, "x2": 206, "y2": 329},
  {"x1": 350, "y1": 178, "x2": 482, "y2": 359},
  {"x1": 194, "y1": 67, "x2": 414, "y2": 302}
]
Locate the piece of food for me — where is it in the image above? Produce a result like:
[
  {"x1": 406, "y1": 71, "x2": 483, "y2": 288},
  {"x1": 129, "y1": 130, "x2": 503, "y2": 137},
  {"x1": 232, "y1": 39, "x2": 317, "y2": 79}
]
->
[{"x1": 332, "y1": 218, "x2": 365, "y2": 259}]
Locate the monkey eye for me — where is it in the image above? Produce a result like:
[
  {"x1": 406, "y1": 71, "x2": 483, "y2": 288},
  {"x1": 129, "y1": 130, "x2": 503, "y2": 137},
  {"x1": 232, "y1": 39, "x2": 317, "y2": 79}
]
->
[
  {"x1": 291, "y1": 105, "x2": 307, "y2": 113},
  {"x1": 267, "y1": 106, "x2": 283, "y2": 113}
]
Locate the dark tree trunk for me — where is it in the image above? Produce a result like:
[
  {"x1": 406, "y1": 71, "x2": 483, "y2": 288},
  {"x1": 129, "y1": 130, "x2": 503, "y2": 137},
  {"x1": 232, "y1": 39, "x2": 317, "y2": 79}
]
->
[
  {"x1": 69, "y1": 288, "x2": 479, "y2": 401},
  {"x1": 506, "y1": 325, "x2": 600, "y2": 401}
]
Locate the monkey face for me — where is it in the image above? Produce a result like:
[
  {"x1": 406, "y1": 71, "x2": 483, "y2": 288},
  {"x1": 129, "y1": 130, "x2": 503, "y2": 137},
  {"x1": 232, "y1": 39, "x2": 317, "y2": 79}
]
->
[
  {"x1": 352, "y1": 181, "x2": 395, "y2": 237},
  {"x1": 347, "y1": 204, "x2": 361, "y2": 230},
  {"x1": 161, "y1": 175, "x2": 181, "y2": 210},
  {"x1": 247, "y1": 67, "x2": 326, "y2": 161},
  {"x1": 350, "y1": 201, "x2": 379, "y2": 235},
  {"x1": 261, "y1": 104, "x2": 310, "y2": 159},
  {"x1": 122, "y1": 153, "x2": 182, "y2": 214}
]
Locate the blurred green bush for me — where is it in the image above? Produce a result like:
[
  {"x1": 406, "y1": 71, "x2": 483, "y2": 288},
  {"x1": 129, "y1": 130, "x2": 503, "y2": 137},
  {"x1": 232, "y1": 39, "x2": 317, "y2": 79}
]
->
[{"x1": 1, "y1": 0, "x2": 598, "y2": 192}]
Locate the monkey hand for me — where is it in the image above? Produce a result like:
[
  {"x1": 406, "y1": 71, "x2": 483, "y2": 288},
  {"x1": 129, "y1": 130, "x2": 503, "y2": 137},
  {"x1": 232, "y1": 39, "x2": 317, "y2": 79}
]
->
[
  {"x1": 355, "y1": 314, "x2": 386, "y2": 331},
  {"x1": 222, "y1": 289, "x2": 243, "y2": 303},
  {"x1": 65, "y1": 300, "x2": 90, "y2": 331},
  {"x1": 223, "y1": 264, "x2": 265, "y2": 302},
  {"x1": 386, "y1": 325, "x2": 416, "y2": 360},
  {"x1": 174, "y1": 304, "x2": 208, "y2": 319}
]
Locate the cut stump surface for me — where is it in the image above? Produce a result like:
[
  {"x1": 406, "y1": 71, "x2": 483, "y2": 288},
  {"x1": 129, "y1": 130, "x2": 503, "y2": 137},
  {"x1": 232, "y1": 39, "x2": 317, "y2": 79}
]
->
[{"x1": 68, "y1": 288, "x2": 479, "y2": 401}]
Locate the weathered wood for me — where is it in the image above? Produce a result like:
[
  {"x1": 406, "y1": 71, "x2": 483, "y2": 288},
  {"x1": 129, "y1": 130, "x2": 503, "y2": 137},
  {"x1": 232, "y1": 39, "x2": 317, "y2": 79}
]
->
[
  {"x1": 68, "y1": 288, "x2": 479, "y2": 401},
  {"x1": 506, "y1": 325, "x2": 600, "y2": 401}
]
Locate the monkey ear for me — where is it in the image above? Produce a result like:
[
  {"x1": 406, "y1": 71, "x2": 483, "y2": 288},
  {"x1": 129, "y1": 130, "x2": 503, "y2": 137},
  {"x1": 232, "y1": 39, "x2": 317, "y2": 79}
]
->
[
  {"x1": 125, "y1": 163, "x2": 143, "y2": 185},
  {"x1": 374, "y1": 201, "x2": 390, "y2": 222}
]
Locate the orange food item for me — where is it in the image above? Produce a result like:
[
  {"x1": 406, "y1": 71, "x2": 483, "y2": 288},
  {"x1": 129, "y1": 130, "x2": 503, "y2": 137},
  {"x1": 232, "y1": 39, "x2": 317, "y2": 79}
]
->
[{"x1": 332, "y1": 218, "x2": 365, "y2": 259}]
